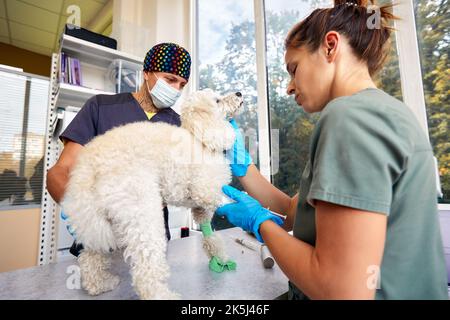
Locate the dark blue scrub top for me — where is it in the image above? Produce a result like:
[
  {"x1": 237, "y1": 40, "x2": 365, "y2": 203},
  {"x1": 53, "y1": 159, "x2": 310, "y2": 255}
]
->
[{"x1": 60, "y1": 92, "x2": 180, "y2": 145}]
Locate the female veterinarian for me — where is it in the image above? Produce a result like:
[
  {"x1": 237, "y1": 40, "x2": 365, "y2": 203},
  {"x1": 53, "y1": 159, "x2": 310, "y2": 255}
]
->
[
  {"x1": 46, "y1": 43, "x2": 191, "y2": 256},
  {"x1": 217, "y1": 0, "x2": 448, "y2": 300}
]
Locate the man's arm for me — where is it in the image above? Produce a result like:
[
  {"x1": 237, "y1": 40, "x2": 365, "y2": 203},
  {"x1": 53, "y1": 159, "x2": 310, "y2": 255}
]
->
[{"x1": 46, "y1": 141, "x2": 83, "y2": 203}]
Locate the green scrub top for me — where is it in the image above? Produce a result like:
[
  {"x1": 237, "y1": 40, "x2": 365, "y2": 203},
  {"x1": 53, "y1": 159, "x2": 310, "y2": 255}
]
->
[{"x1": 290, "y1": 88, "x2": 448, "y2": 300}]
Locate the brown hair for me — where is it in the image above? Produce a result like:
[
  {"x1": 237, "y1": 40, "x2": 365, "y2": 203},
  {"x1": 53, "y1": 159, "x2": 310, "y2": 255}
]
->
[{"x1": 285, "y1": 0, "x2": 398, "y2": 76}]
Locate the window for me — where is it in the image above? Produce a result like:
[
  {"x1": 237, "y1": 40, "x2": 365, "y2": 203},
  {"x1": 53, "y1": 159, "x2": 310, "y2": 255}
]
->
[
  {"x1": 197, "y1": 0, "x2": 259, "y2": 229},
  {"x1": 265, "y1": 1, "x2": 327, "y2": 196},
  {"x1": 265, "y1": 0, "x2": 403, "y2": 195},
  {"x1": 414, "y1": 0, "x2": 449, "y2": 203},
  {"x1": 373, "y1": 35, "x2": 403, "y2": 102},
  {"x1": 197, "y1": 0, "x2": 259, "y2": 160},
  {"x1": 196, "y1": 0, "x2": 413, "y2": 205},
  {"x1": 0, "y1": 70, "x2": 48, "y2": 209}
]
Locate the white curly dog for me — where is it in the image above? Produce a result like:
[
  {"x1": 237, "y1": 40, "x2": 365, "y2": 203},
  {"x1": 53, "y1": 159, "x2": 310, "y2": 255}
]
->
[{"x1": 62, "y1": 89, "x2": 243, "y2": 299}]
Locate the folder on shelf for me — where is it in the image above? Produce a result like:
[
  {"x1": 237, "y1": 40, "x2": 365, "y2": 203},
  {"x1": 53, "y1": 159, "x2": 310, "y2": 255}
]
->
[{"x1": 60, "y1": 53, "x2": 83, "y2": 87}]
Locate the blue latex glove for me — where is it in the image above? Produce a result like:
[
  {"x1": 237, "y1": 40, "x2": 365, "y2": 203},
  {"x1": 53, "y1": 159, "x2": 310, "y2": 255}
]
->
[
  {"x1": 216, "y1": 185, "x2": 284, "y2": 243},
  {"x1": 61, "y1": 210, "x2": 76, "y2": 238},
  {"x1": 226, "y1": 119, "x2": 252, "y2": 177}
]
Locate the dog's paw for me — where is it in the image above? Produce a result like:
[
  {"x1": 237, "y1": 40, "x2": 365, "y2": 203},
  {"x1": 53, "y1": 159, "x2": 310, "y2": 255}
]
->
[
  {"x1": 83, "y1": 274, "x2": 120, "y2": 296},
  {"x1": 139, "y1": 287, "x2": 181, "y2": 300},
  {"x1": 154, "y1": 290, "x2": 181, "y2": 300},
  {"x1": 103, "y1": 274, "x2": 121, "y2": 292}
]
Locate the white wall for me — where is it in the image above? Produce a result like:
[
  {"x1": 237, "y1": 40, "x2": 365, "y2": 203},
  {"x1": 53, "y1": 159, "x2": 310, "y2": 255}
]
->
[
  {"x1": 111, "y1": 0, "x2": 193, "y2": 113},
  {"x1": 111, "y1": 0, "x2": 191, "y2": 59}
]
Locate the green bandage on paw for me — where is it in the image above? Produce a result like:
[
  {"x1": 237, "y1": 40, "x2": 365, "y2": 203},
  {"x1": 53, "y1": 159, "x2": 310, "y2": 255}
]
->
[
  {"x1": 200, "y1": 223, "x2": 213, "y2": 237},
  {"x1": 209, "y1": 256, "x2": 237, "y2": 273}
]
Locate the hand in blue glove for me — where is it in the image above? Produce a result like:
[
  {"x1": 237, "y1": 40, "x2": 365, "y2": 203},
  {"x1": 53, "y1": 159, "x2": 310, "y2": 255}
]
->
[
  {"x1": 216, "y1": 185, "x2": 284, "y2": 243},
  {"x1": 61, "y1": 210, "x2": 76, "y2": 238},
  {"x1": 225, "y1": 119, "x2": 252, "y2": 177}
]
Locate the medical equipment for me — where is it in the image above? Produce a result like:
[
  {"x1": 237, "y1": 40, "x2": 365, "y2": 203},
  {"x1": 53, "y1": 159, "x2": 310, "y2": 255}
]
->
[{"x1": 235, "y1": 238, "x2": 275, "y2": 269}]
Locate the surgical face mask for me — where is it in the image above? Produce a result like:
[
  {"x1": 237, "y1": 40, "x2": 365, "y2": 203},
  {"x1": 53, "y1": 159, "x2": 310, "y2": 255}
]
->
[{"x1": 147, "y1": 73, "x2": 181, "y2": 109}]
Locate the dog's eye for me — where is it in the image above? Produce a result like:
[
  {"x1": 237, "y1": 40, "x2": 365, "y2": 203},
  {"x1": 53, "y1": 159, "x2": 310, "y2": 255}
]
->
[{"x1": 216, "y1": 99, "x2": 220, "y2": 103}]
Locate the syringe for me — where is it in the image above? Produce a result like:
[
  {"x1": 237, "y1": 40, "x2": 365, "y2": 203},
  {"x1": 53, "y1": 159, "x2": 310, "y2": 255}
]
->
[{"x1": 235, "y1": 238, "x2": 275, "y2": 269}]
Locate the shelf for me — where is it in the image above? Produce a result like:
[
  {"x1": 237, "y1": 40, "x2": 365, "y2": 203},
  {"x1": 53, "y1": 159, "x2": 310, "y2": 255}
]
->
[
  {"x1": 56, "y1": 82, "x2": 115, "y2": 107},
  {"x1": 59, "y1": 34, "x2": 143, "y2": 68}
]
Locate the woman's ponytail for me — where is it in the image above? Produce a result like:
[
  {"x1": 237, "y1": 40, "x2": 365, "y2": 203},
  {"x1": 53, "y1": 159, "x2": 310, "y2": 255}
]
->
[{"x1": 285, "y1": 0, "x2": 399, "y2": 76}]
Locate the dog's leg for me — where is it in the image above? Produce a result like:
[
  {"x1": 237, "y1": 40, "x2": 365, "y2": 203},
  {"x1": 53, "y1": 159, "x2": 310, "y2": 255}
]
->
[
  {"x1": 78, "y1": 249, "x2": 120, "y2": 295},
  {"x1": 112, "y1": 209, "x2": 179, "y2": 300},
  {"x1": 106, "y1": 177, "x2": 179, "y2": 300},
  {"x1": 192, "y1": 208, "x2": 229, "y2": 264}
]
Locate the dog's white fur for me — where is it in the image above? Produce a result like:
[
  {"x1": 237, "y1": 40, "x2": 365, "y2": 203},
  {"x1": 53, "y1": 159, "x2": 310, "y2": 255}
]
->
[{"x1": 62, "y1": 89, "x2": 242, "y2": 299}]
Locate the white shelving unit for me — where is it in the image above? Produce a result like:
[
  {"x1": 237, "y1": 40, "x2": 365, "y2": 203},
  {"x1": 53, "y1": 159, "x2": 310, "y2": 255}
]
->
[
  {"x1": 57, "y1": 83, "x2": 115, "y2": 108},
  {"x1": 60, "y1": 35, "x2": 143, "y2": 69},
  {"x1": 38, "y1": 34, "x2": 143, "y2": 265}
]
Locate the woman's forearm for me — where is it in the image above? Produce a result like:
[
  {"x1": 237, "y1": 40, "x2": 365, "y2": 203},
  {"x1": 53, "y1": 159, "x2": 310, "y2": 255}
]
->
[
  {"x1": 259, "y1": 220, "x2": 321, "y2": 298},
  {"x1": 260, "y1": 220, "x2": 341, "y2": 300},
  {"x1": 282, "y1": 193, "x2": 298, "y2": 231},
  {"x1": 260, "y1": 216, "x2": 379, "y2": 300},
  {"x1": 238, "y1": 164, "x2": 292, "y2": 215}
]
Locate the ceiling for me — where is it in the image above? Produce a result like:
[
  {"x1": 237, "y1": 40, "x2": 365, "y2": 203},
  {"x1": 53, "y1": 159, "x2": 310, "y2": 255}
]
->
[{"x1": 0, "y1": 0, "x2": 113, "y2": 57}]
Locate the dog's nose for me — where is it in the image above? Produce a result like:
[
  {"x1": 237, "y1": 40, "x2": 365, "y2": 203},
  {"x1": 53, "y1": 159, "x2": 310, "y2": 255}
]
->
[{"x1": 235, "y1": 92, "x2": 242, "y2": 97}]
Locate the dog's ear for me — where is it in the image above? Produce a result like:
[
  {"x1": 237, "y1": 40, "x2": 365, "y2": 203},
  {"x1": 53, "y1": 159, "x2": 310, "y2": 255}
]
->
[{"x1": 181, "y1": 94, "x2": 236, "y2": 152}]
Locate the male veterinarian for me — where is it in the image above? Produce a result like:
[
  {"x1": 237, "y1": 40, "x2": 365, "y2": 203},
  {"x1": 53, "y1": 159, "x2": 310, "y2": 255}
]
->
[{"x1": 46, "y1": 43, "x2": 192, "y2": 257}]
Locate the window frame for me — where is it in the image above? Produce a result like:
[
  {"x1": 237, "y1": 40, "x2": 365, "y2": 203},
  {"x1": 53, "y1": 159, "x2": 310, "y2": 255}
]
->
[{"x1": 253, "y1": 0, "x2": 272, "y2": 182}]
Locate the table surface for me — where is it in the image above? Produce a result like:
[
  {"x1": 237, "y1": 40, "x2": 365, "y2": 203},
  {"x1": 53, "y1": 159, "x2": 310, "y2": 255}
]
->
[{"x1": 0, "y1": 228, "x2": 289, "y2": 300}]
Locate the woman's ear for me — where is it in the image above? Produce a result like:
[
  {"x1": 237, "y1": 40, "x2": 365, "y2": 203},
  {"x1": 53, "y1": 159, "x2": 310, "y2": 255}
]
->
[
  {"x1": 181, "y1": 101, "x2": 235, "y2": 152},
  {"x1": 323, "y1": 31, "x2": 340, "y2": 62}
]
